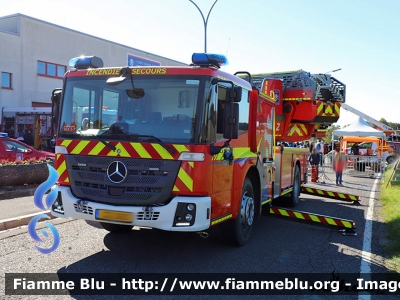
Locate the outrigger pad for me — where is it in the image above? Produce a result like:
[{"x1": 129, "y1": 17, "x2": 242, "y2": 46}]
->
[
  {"x1": 302, "y1": 187, "x2": 360, "y2": 203},
  {"x1": 269, "y1": 207, "x2": 356, "y2": 231}
]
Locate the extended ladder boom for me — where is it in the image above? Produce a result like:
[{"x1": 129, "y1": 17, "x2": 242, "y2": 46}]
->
[{"x1": 341, "y1": 103, "x2": 393, "y2": 131}]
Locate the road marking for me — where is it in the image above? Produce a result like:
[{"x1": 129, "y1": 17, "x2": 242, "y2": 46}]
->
[{"x1": 358, "y1": 178, "x2": 379, "y2": 300}]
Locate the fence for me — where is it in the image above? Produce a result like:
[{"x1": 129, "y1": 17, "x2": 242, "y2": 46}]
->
[{"x1": 322, "y1": 153, "x2": 385, "y2": 178}]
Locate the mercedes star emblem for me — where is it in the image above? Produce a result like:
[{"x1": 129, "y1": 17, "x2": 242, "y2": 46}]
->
[{"x1": 107, "y1": 161, "x2": 128, "y2": 184}]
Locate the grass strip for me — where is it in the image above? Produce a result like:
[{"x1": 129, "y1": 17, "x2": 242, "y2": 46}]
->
[{"x1": 380, "y1": 161, "x2": 400, "y2": 272}]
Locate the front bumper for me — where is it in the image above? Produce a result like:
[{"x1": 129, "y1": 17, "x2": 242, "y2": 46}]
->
[{"x1": 51, "y1": 186, "x2": 211, "y2": 232}]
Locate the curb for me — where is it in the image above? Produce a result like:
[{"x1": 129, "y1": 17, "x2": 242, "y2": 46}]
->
[
  {"x1": 0, "y1": 188, "x2": 37, "y2": 201},
  {"x1": 0, "y1": 211, "x2": 57, "y2": 231}
]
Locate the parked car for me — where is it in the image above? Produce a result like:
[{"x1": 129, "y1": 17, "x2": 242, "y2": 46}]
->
[
  {"x1": 0, "y1": 133, "x2": 55, "y2": 162},
  {"x1": 345, "y1": 142, "x2": 376, "y2": 155}
]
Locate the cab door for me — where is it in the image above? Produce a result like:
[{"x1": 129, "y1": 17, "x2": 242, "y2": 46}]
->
[{"x1": 210, "y1": 83, "x2": 235, "y2": 219}]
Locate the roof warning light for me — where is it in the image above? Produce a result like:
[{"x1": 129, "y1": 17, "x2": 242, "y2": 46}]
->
[
  {"x1": 191, "y1": 53, "x2": 228, "y2": 68},
  {"x1": 69, "y1": 56, "x2": 104, "y2": 69}
]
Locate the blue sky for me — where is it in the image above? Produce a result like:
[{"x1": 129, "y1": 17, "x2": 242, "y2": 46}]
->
[{"x1": 2, "y1": 0, "x2": 399, "y2": 127}]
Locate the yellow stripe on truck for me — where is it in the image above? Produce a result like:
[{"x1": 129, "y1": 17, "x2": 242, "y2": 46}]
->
[
  {"x1": 107, "y1": 142, "x2": 129, "y2": 157},
  {"x1": 131, "y1": 143, "x2": 151, "y2": 158},
  {"x1": 61, "y1": 140, "x2": 72, "y2": 147},
  {"x1": 173, "y1": 144, "x2": 189, "y2": 153},
  {"x1": 178, "y1": 168, "x2": 193, "y2": 191},
  {"x1": 70, "y1": 140, "x2": 90, "y2": 154},
  {"x1": 89, "y1": 142, "x2": 106, "y2": 155},
  {"x1": 152, "y1": 144, "x2": 174, "y2": 160},
  {"x1": 57, "y1": 160, "x2": 67, "y2": 177}
]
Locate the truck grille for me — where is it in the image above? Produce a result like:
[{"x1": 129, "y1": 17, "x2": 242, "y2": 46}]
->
[
  {"x1": 66, "y1": 155, "x2": 180, "y2": 205},
  {"x1": 136, "y1": 211, "x2": 160, "y2": 221},
  {"x1": 74, "y1": 203, "x2": 93, "y2": 215}
]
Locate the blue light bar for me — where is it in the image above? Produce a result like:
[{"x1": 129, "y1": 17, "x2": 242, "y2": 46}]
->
[
  {"x1": 0, "y1": 132, "x2": 9, "y2": 137},
  {"x1": 192, "y1": 53, "x2": 228, "y2": 68},
  {"x1": 68, "y1": 56, "x2": 104, "y2": 69}
]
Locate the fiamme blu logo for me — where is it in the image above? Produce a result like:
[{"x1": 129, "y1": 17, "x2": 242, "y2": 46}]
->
[{"x1": 27, "y1": 164, "x2": 60, "y2": 254}]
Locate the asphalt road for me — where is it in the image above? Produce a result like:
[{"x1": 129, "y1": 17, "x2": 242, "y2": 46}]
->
[{"x1": 0, "y1": 170, "x2": 395, "y2": 300}]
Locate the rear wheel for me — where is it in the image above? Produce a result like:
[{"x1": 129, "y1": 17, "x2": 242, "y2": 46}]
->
[
  {"x1": 224, "y1": 178, "x2": 255, "y2": 246},
  {"x1": 290, "y1": 166, "x2": 301, "y2": 207},
  {"x1": 387, "y1": 155, "x2": 397, "y2": 165},
  {"x1": 100, "y1": 222, "x2": 133, "y2": 233}
]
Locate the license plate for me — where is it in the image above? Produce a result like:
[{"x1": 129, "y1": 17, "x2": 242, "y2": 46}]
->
[{"x1": 96, "y1": 210, "x2": 134, "y2": 223}]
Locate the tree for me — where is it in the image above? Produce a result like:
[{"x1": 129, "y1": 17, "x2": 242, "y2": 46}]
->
[
  {"x1": 378, "y1": 118, "x2": 400, "y2": 130},
  {"x1": 323, "y1": 124, "x2": 341, "y2": 143},
  {"x1": 379, "y1": 118, "x2": 389, "y2": 126}
]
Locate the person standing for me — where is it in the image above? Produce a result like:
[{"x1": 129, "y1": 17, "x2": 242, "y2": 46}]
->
[
  {"x1": 334, "y1": 148, "x2": 345, "y2": 186},
  {"x1": 309, "y1": 147, "x2": 321, "y2": 181},
  {"x1": 309, "y1": 141, "x2": 314, "y2": 153},
  {"x1": 350, "y1": 142, "x2": 360, "y2": 155},
  {"x1": 309, "y1": 147, "x2": 321, "y2": 166},
  {"x1": 315, "y1": 139, "x2": 324, "y2": 166},
  {"x1": 23, "y1": 129, "x2": 34, "y2": 146}
]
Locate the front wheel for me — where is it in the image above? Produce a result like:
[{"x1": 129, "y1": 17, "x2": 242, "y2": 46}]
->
[
  {"x1": 100, "y1": 222, "x2": 133, "y2": 233},
  {"x1": 224, "y1": 178, "x2": 255, "y2": 246},
  {"x1": 290, "y1": 166, "x2": 301, "y2": 207}
]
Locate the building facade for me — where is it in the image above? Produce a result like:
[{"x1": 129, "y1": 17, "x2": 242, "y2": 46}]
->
[{"x1": 0, "y1": 13, "x2": 186, "y2": 135}]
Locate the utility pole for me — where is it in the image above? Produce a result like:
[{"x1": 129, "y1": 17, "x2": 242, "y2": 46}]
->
[{"x1": 188, "y1": 0, "x2": 218, "y2": 53}]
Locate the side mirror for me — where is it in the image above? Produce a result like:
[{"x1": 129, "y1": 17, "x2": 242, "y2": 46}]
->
[
  {"x1": 228, "y1": 86, "x2": 242, "y2": 102},
  {"x1": 223, "y1": 102, "x2": 239, "y2": 139},
  {"x1": 51, "y1": 89, "x2": 62, "y2": 138},
  {"x1": 126, "y1": 88, "x2": 145, "y2": 99}
]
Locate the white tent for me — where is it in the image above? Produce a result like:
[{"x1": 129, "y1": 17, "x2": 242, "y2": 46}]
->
[{"x1": 333, "y1": 117, "x2": 385, "y2": 137}]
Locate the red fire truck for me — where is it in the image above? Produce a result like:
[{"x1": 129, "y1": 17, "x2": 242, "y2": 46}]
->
[{"x1": 50, "y1": 54, "x2": 346, "y2": 245}]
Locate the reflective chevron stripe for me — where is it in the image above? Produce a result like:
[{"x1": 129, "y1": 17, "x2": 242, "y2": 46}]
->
[
  {"x1": 55, "y1": 140, "x2": 196, "y2": 191},
  {"x1": 211, "y1": 213, "x2": 233, "y2": 225}
]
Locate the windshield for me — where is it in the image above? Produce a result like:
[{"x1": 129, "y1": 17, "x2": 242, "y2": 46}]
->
[{"x1": 59, "y1": 75, "x2": 204, "y2": 143}]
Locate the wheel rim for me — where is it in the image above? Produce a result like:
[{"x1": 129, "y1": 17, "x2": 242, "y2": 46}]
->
[{"x1": 240, "y1": 191, "x2": 254, "y2": 230}]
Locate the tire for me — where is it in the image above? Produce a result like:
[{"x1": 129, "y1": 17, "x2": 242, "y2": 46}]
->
[
  {"x1": 224, "y1": 178, "x2": 255, "y2": 246},
  {"x1": 387, "y1": 155, "x2": 397, "y2": 165},
  {"x1": 100, "y1": 222, "x2": 133, "y2": 233},
  {"x1": 290, "y1": 166, "x2": 301, "y2": 207}
]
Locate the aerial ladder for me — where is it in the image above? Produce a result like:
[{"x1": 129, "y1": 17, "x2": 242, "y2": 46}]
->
[
  {"x1": 340, "y1": 103, "x2": 394, "y2": 134},
  {"x1": 252, "y1": 70, "x2": 346, "y2": 141}
]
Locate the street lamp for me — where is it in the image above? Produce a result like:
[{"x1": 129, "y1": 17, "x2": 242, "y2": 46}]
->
[{"x1": 188, "y1": 0, "x2": 218, "y2": 53}]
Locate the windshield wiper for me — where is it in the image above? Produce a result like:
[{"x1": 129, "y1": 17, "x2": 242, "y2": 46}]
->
[
  {"x1": 133, "y1": 134, "x2": 176, "y2": 154},
  {"x1": 92, "y1": 135, "x2": 116, "y2": 151}
]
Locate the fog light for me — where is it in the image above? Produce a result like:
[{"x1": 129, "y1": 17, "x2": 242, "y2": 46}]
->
[
  {"x1": 187, "y1": 204, "x2": 195, "y2": 211},
  {"x1": 185, "y1": 214, "x2": 193, "y2": 222},
  {"x1": 176, "y1": 216, "x2": 182, "y2": 221}
]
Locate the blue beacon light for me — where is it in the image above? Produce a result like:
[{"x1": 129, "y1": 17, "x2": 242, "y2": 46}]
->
[
  {"x1": 68, "y1": 56, "x2": 104, "y2": 69},
  {"x1": 191, "y1": 53, "x2": 228, "y2": 68}
]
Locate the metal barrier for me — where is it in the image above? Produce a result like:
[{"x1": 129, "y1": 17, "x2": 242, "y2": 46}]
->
[
  {"x1": 307, "y1": 153, "x2": 332, "y2": 183},
  {"x1": 344, "y1": 154, "x2": 385, "y2": 177},
  {"x1": 307, "y1": 153, "x2": 385, "y2": 179}
]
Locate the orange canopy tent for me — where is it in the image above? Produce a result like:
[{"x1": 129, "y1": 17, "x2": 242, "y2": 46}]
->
[{"x1": 341, "y1": 136, "x2": 385, "y2": 155}]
